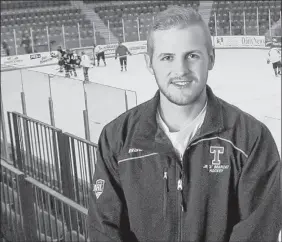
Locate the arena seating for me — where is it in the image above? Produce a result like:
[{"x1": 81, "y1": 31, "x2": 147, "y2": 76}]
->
[
  {"x1": 208, "y1": 1, "x2": 281, "y2": 36},
  {"x1": 92, "y1": 1, "x2": 200, "y2": 42},
  {"x1": 1, "y1": 0, "x2": 281, "y2": 55},
  {"x1": 1, "y1": 0, "x2": 70, "y2": 10},
  {"x1": 1, "y1": 1, "x2": 92, "y2": 55}
]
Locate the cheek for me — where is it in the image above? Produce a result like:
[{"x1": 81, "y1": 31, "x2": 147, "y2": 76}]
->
[
  {"x1": 192, "y1": 61, "x2": 209, "y2": 76},
  {"x1": 152, "y1": 63, "x2": 169, "y2": 79}
]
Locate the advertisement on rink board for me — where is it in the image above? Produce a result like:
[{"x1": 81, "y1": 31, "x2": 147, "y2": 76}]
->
[
  {"x1": 94, "y1": 41, "x2": 147, "y2": 58},
  {"x1": 265, "y1": 36, "x2": 282, "y2": 48},
  {"x1": 1, "y1": 51, "x2": 58, "y2": 71},
  {"x1": 214, "y1": 36, "x2": 266, "y2": 48},
  {"x1": 0, "y1": 36, "x2": 273, "y2": 71}
]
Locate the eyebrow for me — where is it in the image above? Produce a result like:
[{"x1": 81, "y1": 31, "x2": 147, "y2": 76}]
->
[{"x1": 157, "y1": 50, "x2": 203, "y2": 58}]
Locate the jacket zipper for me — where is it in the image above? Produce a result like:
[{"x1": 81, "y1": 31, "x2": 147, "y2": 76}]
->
[
  {"x1": 177, "y1": 152, "x2": 184, "y2": 242},
  {"x1": 163, "y1": 167, "x2": 168, "y2": 218}
]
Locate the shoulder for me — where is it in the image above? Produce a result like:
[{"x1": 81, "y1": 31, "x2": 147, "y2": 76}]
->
[
  {"x1": 219, "y1": 97, "x2": 267, "y2": 132},
  {"x1": 218, "y1": 97, "x2": 275, "y2": 154}
]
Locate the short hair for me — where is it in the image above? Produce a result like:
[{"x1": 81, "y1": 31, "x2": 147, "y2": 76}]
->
[{"x1": 147, "y1": 6, "x2": 213, "y2": 61}]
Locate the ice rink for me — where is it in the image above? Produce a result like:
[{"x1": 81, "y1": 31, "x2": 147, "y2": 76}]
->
[{"x1": 2, "y1": 48, "x2": 281, "y2": 154}]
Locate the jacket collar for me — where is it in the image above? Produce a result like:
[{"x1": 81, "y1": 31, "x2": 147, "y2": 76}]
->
[{"x1": 131, "y1": 85, "x2": 224, "y2": 152}]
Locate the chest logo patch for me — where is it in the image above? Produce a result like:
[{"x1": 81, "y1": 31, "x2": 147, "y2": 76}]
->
[
  {"x1": 93, "y1": 179, "x2": 105, "y2": 199},
  {"x1": 203, "y1": 146, "x2": 229, "y2": 173}
]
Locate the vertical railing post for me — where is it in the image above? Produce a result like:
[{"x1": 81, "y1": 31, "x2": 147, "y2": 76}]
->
[
  {"x1": 1, "y1": 95, "x2": 9, "y2": 161},
  {"x1": 107, "y1": 20, "x2": 111, "y2": 44},
  {"x1": 214, "y1": 14, "x2": 218, "y2": 36},
  {"x1": 268, "y1": 8, "x2": 272, "y2": 36},
  {"x1": 243, "y1": 11, "x2": 246, "y2": 35},
  {"x1": 122, "y1": 18, "x2": 125, "y2": 42},
  {"x1": 48, "y1": 74, "x2": 55, "y2": 127},
  {"x1": 229, "y1": 11, "x2": 232, "y2": 36},
  {"x1": 46, "y1": 26, "x2": 50, "y2": 52},
  {"x1": 92, "y1": 22, "x2": 96, "y2": 45},
  {"x1": 78, "y1": 22, "x2": 82, "y2": 48},
  {"x1": 13, "y1": 29, "x2": 18, "y2": 55},
  {"x1": 62, "y1": 25, "x2": 66, "y2": 49},
  {"x1": 12, "y1": 113, "x2": 24, "y2": 171},
  {"x1": 58, "y1": 132, "x2": 75, "y2": 201},
  {"x1": 137, "y1": 17, "x2": 140, "y2": 41},
  {"x1": 57, "y1": 131, "x2": 77, "y2": 231},
  {"x1": 30, "y1": 27, "x2": 34, "y2": 53},
  {"x1": 18, "y1": 175, "x2": 38, "y2": 241},
  {"x1": 256, "y1": 7, "x2": 259, "y2": 35},
  {"x1": 83, "y1": 83, "x2": 90, "y2": 141},
  {"x1": 124, "y1": 91, "x2": 128, "y2": 111}
]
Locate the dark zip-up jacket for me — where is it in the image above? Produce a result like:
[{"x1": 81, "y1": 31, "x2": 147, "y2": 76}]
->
[{"x1": 87, "y1": 85, "x2": 282, "y2": 242}]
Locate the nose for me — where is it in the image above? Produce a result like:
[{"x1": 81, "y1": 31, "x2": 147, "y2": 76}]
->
[{"x1": 172, "y1": 57, "x2": 190, "y2": 76}]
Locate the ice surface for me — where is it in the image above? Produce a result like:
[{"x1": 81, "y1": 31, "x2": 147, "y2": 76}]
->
[{"x1": 2, "y1": 49, "x2": 281, "y2": 154}]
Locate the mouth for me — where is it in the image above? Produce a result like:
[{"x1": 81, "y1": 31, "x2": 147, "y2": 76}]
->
[{"x1": 171, "y1": 80, "x2": 193, "y2": 88}]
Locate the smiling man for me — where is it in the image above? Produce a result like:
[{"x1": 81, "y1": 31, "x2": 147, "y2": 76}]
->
[{"x1": 87, "y1": 6, "x2": 282, "y2": 242}]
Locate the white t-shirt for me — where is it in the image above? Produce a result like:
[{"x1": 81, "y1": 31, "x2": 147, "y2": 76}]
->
[
  {"x1": 268, "y1": 48, "x2": 281, "y2": 63},
  {"x1": 157, "y1": 102, "x2": 207, "y2": 160},
  {"x1": 81, "y1": 54, "x2": 91, "y2": 67}
]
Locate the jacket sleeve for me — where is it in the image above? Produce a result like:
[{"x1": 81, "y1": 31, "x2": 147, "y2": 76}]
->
[
  {"x1": 126, "y1": 46, "x2": 131, "y2": 55},
  {"x1": 229, "y1": 125, "x2": 282, "y2": 241},
  {"x1": 87, "y1": 128, "x2": 132, "y2": 242}
]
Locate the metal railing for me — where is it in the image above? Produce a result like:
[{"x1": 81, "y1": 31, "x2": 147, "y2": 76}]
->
[
  {"x1": 8, "y1": 112, "x2": 63, "y2": 192},
  {"x1": 0, "y1": 161, "x2": 25, "y2": 241},
  {"x1": 7, "y1": 111, "x2": 98, "y2": 209},
  {"x1": 64, "y1": 132, "x2": 97, "y2": 208},
  {"x1": 0, "y1": 159, "x2": 89, "y2": 242}
]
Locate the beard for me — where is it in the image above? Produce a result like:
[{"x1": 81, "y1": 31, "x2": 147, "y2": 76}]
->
[{"x1": 155, "y1": 74, "x2": 207, "y2": 106}]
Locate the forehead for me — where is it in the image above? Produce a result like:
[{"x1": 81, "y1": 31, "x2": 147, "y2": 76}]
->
[{"x1": 151, "y1": 25, "x2": 207, "y2": 54}]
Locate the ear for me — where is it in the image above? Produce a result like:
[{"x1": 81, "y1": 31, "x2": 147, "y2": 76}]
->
[
  {"x1": 144, "y1": 53, "x2": 154, "y2": 75},
  {"x1": 208, "y1": 48, "x2": 215, "y2": 70}
]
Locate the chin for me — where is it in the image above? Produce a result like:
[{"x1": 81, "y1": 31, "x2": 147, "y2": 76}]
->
[
  {"x1": 167, "y1": 95, "x2": 197, "y2": 106},
  {"x1": 161, "y1": 86, "x2": 206, "y2": 106}
]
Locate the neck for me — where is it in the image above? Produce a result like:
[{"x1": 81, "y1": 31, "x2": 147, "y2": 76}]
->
[{"x1": 159, "y1": 88, "x2": 207, "y2": 132}]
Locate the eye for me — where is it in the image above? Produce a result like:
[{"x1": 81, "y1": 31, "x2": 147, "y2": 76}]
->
[
  {"x1": 187, "y1": 53, "x2": 200, "y2": 59},
  {"x1": 161, "y1": 55, "x2": 173, "y2": 61}
]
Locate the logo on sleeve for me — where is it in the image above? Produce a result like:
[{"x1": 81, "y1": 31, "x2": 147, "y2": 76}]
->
[
  {"x1": 203, "y1": 146, "x2": 229, "y2": 173},
  {"x1": 93, "y1": 179, "x2": 105, "y2": 199}
]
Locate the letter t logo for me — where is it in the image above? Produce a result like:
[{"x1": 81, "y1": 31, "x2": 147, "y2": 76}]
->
[{"x1": 210, "y1": 146, "x2": 224, "y2": 165}]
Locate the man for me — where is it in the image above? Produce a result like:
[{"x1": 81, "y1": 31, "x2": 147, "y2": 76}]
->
[
  {"x1": 20, "y1": 32, "x2": 32, "y2": 54},
  {"x1": 95, "y1": 44, "x2": 107, "y2": 67},
  {"x1": 81, "y1": 51, "x2": 91, "y2": 82},
  {"x1": 267, "y1": 45, "x2": 281, "y2": 77},
  {"x1": 56, "y1": 46, "x2": 66, "y2": 73},
  {"x1": 115, "y1": 41, "x2": 132, "y2": 71},
  {"x1": 2, "y1": 41, "x2": 10, "y2": 56},
  {"x1": 87, "y1": 6, "x2": 282, "y2": 242}
]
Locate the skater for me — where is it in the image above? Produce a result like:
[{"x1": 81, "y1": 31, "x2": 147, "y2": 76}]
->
[
  {"x1": 115, "y1": 41, "x2": 131, "y2": 71},
  {"x1": 68, "y1": 49, "x2": 77, "y2": 77},
  {"x1": 95, "y1": 45, "x2": 107, "y2": 66},
  {"x1": 57, "y1": 46, "x2": 66, "y2": 73},
  {"x1": 62, "y1": 49, "x2": 72, "y2": 78},
  {"x1": 81, "y1": 51, "x2": 91, "y2": 82},
  {"x1": 2, "y1": 41, "x2": 10, "y2": 56},
  {"x1": 267, "y1": 45, "x2": 281, "y2": 77}
]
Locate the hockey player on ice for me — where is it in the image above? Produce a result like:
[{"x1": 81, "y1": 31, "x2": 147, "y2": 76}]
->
[
  {"x1": 267, "y1": 45, "x2": 281, "y2": 77},
  {"x1": 81, "y1": 51, "x2": 92, "y2": 82},
  {"x1": 94, "y1": 44, "x2": 107, "y2": 67},
  {"x1": 115, "y1": 41, "x2": 132, "y2": 71},
  {"x1": 57, "y1": 46, "x2": 66, "y2": 73},
  {"x1": 68, "y1": 49, "x2": 78, "y2": 77}
]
